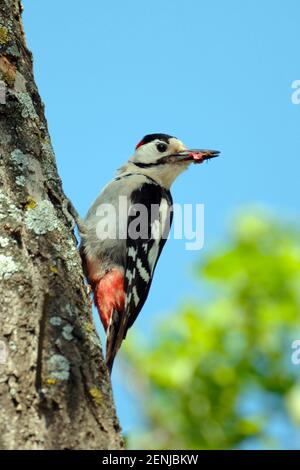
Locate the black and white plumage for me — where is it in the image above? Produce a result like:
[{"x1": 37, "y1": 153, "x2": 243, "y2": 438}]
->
[
  {"x1": 80, "y1": 133, "x2": 219, "y2": 372},
  {"x1": 106, "y1": 179, "x2": 173, "y2": 371}
]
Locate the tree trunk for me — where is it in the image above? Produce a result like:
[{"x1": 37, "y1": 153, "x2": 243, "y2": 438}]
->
[{"x1": 0, "y1": 0, "x2": 123, "y2": 450}]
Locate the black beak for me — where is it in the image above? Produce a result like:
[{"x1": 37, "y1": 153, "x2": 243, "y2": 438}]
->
[{"x1": 173, "y1": 149, "x2": 220, "y2": 164}]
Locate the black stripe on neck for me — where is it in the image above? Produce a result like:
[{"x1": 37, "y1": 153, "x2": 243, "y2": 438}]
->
[
  {"x1": 133, "y1": 156, "x2": 172, "y2": 168},
  {"x1": 115, "y1": 173, "x2": 159, "y2": 186},
  {"x1": 133, "y1": 161, "x2": 159, "y2": 168}
]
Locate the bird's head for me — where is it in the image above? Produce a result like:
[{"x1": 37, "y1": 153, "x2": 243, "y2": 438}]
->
[{"x1": 124, "y1": 133, "x2": 219, "y2": 188}]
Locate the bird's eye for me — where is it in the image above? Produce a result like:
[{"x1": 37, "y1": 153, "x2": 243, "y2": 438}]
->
[{"x1": 156, "y1": 142, "x2": 168, "y2": 153}]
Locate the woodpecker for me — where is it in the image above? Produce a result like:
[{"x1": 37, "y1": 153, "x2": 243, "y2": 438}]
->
[{"x1": 80, "y1": 133, "x2": 219, "y2": 372}]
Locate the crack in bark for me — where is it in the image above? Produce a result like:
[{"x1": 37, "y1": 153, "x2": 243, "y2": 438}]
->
[{"x1": 35, "y1": 293, "x2": 49, "y2": 392}]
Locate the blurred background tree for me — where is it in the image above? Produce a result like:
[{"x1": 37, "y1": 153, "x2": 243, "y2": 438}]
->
[{"x1": 124, "y1": 212, "x2": 300, "y2": 449}]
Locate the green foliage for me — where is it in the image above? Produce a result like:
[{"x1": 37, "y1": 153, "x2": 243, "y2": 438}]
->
[{"x1": 125, "y1": 213, "x2": 300, "y2": 449}]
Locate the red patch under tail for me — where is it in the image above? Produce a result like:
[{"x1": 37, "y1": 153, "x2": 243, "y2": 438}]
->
[{"x1": 93, "y1": 269, "x2": 125, "y2": 331}]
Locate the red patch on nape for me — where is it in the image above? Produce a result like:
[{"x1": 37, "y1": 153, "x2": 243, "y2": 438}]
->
[
  {"x1": 135, "y1": 139, "x2": 144, "y2": 150},
  {"x1": 94, "y1": 269, "x2": 125, "y2": 331}
]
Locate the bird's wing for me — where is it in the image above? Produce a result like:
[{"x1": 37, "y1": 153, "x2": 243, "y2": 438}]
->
[{"x1": 106, "y1": 181, "x2": 173, "y2": 371}]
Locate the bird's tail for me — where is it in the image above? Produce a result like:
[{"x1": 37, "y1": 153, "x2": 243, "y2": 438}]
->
[{"x1": 106, "y1": 309, "x2": 124, "y2": 374}]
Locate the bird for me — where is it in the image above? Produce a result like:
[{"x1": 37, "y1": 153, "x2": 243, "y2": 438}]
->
[{"x1": 80, "y1": 133, "x2": 219, "y2": 372}]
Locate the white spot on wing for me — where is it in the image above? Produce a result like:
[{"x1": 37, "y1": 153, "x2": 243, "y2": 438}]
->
[
  {"x1": 125, "y1": 292, "x2": 132, "y2": 310},
  {"x1": 159, "y1": 198, "x2": 170, "y2": 238},
  {"x1": 132, "y1": 286, "x2": 140, "y2": 307},
  {"x1": 148, "y1": 241, "x2": 160, "y2": 274},
  {"x1": 126, "y1": 267, "x2": 136, "y2": 286},
  {"x1": 136, "y1": 257, "x2": 150, "y2": 282},
  {"x1": 128, "y1": 246, "x2": 137, "y2": 260},
  {"x1": 151, "y1": 198, "x2": 170, "y2": 240},
  {"x1": 151, "y1": 219, "x2": 160, "y2": 239}
]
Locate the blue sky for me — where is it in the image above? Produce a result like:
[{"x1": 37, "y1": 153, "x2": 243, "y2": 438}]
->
[{"x1": 23, "y1": 0, "x2": 300, "y2": 438}]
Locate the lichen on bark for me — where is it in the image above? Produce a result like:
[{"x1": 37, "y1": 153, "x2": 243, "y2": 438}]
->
[{"x1": 0, "y1": 0, "x2": 123, "y2": 450}]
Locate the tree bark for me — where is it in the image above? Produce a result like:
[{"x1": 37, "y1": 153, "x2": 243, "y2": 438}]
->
[{"x1": 0, "y1": 0, "x2": 123, "y2": 450}]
